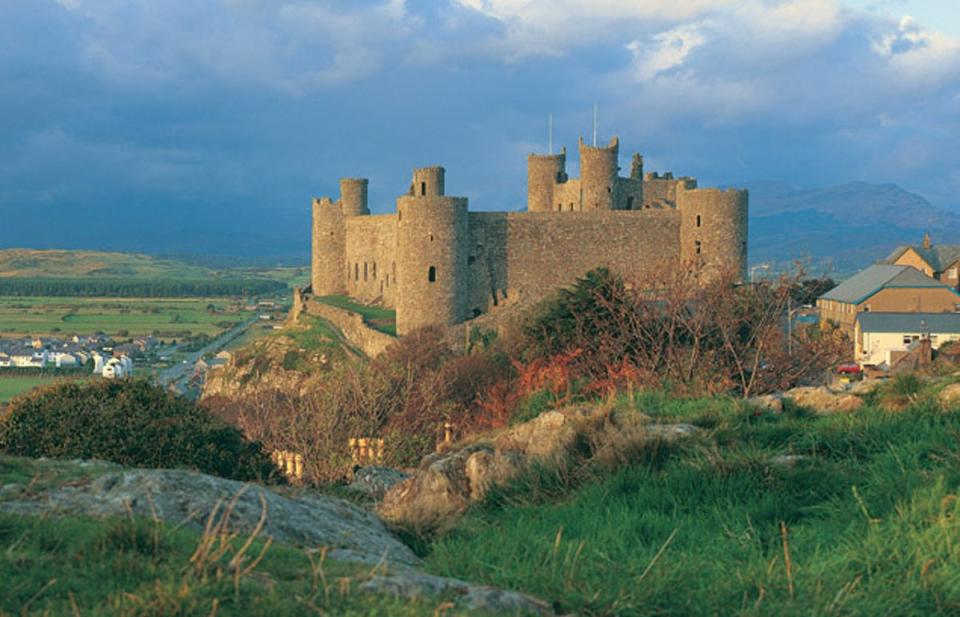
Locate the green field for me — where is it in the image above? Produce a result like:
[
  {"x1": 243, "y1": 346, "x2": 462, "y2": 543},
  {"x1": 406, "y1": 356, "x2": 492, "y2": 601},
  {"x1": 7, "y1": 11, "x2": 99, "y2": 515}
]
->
[
  {"x1": 0, "y1": 297, "x2": 247, "y2": 338},
  {"x1": 0, "y1": 375, "x2": 89, "y2": 403}
]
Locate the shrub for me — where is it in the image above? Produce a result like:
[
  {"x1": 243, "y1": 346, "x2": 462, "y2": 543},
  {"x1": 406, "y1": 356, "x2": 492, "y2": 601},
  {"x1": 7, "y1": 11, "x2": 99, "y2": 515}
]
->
[{"x1": 0, "y1": 379, "x2": 279, "y2": 482}]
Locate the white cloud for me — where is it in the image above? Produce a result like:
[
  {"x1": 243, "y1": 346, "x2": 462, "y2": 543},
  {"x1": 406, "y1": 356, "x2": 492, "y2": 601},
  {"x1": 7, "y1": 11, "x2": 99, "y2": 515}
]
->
[
  {"x1": 872, "y1": 15, "x2": 960, "y2": 86},
  {"x1": 628, "y1": 24, "x2": 706, "y2": 80}
]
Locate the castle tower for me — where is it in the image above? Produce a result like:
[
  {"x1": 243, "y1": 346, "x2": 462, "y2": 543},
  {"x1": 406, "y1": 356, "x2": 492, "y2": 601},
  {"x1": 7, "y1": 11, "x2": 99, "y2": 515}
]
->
[
  {"x1": 339, "y1": 178, "x2": 369, "y2": 216},
  {"x1": 677, "y1": 186, "x2": 749, "y2": 282},
  {"x1": 410, "y1": 166, "x2": 445, "y2": 197},
  {"x1": 579, "y1": 136, "x2": 619, "y2": 211},
  {"x1": 311, "y1": 196, "x2": 347, "y2": 296},
  {"x1": 527, "y1": 148, "x2": 567, "y2": 212},
  {"x1": 396, "y1": 166, "x2": 469, "y2": 335}
]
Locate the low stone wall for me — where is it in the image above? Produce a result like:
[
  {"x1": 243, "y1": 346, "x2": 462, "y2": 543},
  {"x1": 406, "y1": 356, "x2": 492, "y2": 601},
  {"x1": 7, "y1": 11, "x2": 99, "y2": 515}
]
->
[{"x1": 306, "y1": 300, "x2": 396, "y2": 358}]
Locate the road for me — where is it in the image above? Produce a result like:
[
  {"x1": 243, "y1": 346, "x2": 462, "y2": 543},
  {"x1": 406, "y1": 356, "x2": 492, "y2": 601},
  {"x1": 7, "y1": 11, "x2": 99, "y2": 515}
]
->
[{"x1": 157, "y1": 316, "x2": 258, "y2": 394}]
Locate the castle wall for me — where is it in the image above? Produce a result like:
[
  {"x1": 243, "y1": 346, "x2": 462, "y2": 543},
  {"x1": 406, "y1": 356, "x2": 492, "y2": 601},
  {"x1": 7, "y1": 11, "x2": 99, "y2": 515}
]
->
[
  {"x1": 552, "y1": 180, "x2": 582, "y2": 212},
  {"x1": 464, "y1": 210, "x2": 682, "y2": 316},
  {"x1": 616, "y1": 177, "x2": 644, "y2": 211},
  {"x1": 643, "y1": 175, "x2": 696, "y2": 209},
  {"x1": 344, "y1": 214, "x2": 398, "y2": 306}
]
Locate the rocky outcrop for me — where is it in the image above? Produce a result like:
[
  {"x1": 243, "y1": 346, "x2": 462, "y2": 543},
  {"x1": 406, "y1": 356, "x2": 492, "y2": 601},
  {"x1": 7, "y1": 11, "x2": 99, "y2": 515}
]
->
[
  {"x1": 0, "y1": 467, "x2": 419, "y2": 567},
  {"x1": 379, "y1": 405, "x2": 698, "y2": 529},
  {"x1": 939, "y1": 383, "x2": 960, "y2": 408},
  {"x1": 348, "y1": 466, "x2": 410, "y2": 500},
  {"x1": 783, "y1": 386, "x2": 864, "y2": 414},
  {"x1": 359, "y1": 572, "x2": 551, "y2": 614}
]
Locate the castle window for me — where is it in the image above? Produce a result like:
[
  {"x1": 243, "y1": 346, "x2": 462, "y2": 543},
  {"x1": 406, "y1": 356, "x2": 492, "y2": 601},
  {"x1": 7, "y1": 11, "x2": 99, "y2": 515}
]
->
[
  {"x1": 741, "y1": 241, "x2": 747, "y2": 255},
  {"x1": 428, "y1": 266, "x2": 436, "y2": 283},
  {"x1": 569, "y1": 203, "x2": 574, "y2": 211},
  {"x1": 429, "y1": 233, "x2": 434, "y2": 242},
  {"x1": 373, "y1": 262, "x2": 377, "y2": 278},
  {"x1": 421, "y1": 182, "x2": 427, "y2": 196},
  {"x1": 695, "y1": 241, "x2": 702, "y2": 255},
  {"x1": 696, "y1": 215, "x2": 701, "y2": 227},
  {"x1": 557, "y1": 204, "x2": 562, "y2": 211},
  {"x1": 386, "y1": 274, "x2": 390, "y2": 287},
  {"x1": 354, "y1": 263, "x2": 359, "y2": 281},
  {"x1": 364, "y1": 262, "x2": 368, "y2": 281},
  {"x1": 607, "y1": 186, "x2": 611, "y2": 193},
  {"x1": 627, "y1": 197, "x2": 634, "y2": 210}
]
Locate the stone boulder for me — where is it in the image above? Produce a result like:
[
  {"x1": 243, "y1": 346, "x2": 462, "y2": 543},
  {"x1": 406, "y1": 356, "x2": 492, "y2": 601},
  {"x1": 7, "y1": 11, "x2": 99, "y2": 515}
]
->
[
  {"x1": 939, "y1": 383, "x2": 960, "y2": 408},
  {"x1": 747, "y1": 394, "x2": 784, "y2": 413},
  {"x1": 784, "y1": 386, "x2": 863, "y2": 414},
  {"x1": 359, "y1": 572, "x2": 552, "y2": 615},
  {"x1": 379, "y1": 405, "x2": 697, "y2": 529},
  {"x1": 0, "y1": 468, "x2": 419, "y2": 566},
  {"x1": 347, "y1": 466, "x2": 410, "y2": 500}
]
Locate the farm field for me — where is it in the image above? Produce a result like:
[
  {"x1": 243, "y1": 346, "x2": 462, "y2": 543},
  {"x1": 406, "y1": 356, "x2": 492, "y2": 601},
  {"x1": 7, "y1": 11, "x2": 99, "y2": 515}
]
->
[
  {"x1": 0, "y1": 375, "x2": 90, "y2": 403},
  {"x1": 0, "y1": 297, "x2": 247, "y2": 339}
]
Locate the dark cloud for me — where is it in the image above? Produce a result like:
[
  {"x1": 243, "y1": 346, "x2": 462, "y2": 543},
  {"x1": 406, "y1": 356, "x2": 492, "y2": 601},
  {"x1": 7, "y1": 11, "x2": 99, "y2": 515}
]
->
[{"x1": 0, "y1": 0, "x2": 957, "y2": 257}]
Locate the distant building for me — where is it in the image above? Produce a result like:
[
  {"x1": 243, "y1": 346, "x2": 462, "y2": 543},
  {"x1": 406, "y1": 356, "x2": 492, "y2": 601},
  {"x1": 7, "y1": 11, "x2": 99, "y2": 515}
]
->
[
  {"x1": 884, "y1": 234, "x2": 960, "y2": 291},
  {"x1": 855, "y1": 312, "x2": 960, "y2": 366},
  {"x1": 818, "y1": 264, "x2": 960, "y2": 333}
]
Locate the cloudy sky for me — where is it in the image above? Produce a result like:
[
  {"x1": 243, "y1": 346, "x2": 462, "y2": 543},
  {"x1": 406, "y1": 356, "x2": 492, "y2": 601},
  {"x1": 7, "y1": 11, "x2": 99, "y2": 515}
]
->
[{"x1": 1, "y1": 0, "x2": 958, "y2": 255}]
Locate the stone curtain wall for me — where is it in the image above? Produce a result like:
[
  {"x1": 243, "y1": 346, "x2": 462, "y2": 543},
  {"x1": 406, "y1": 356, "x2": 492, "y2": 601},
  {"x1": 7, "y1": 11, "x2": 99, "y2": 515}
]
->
[
  {"x1": 344, "y1": 214, "x2": 399, "y2": 307},
  {"x1": 462, "y1": 210, "x2": 682, "y2": 318},
  {"x1": 306, "y1": 300, "x2": 396, "y2": 358}
]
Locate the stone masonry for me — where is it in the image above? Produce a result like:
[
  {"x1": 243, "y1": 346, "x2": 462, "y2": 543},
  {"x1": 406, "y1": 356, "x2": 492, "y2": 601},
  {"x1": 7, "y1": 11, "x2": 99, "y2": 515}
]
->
[{"x1": 311, "y1": 135, "x2": 749, "y2": 336}]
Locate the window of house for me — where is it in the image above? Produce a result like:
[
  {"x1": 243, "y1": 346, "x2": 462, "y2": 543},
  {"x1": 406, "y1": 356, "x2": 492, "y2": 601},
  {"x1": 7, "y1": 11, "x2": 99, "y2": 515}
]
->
[
  {"x1": 428, "y1": 266, "x2": 436, "y2": 283},
  {"x1": 903, "y1": 335, "x2": 912, "y2": 345},
  {"x1": 862, "y1": 305, "x2": 870, "y2": 312},
  {"x1": 949, "y1": 268, "x2": 958, "y2": 279}
]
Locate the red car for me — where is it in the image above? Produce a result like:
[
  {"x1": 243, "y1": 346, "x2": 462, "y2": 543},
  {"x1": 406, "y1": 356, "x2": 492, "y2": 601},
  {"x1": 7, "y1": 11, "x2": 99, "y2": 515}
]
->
[{"x1": 836, "y1": 362, "x2": 862, "y2": 375}]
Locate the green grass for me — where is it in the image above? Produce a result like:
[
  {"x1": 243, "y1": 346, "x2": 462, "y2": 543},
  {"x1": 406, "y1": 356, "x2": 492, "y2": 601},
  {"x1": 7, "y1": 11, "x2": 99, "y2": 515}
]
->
[
  {"x1": 0, "y1": 375, "x2": 90, "y2": 404},
  {"x1": 0, "y1": 297, "x2": 247, "y2": 338},
  {"x1": 316, "y1": 296, "x2": 397, "y2": 336},
  {"x1": 425, "y1": 387, "x2": 960, "y2": 615},
  {"x1": 0, "y1": 506, "x2": 453, "y2": 615},
  {"x1": 0, "y1": 249, "x2": 213, "y2": 280}
]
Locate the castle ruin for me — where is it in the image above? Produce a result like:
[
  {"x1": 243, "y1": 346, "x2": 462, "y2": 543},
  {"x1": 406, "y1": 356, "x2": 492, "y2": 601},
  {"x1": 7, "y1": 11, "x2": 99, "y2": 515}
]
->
[{"x1": 311, "y1": 136, "x2": 748, "y2": 336}]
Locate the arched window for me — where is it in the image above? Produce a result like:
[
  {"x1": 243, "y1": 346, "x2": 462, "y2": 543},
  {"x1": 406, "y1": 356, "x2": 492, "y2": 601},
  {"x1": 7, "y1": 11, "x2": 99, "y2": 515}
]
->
[{"x1": 428, "y1": 266, "x2": 437, "y2": 282}]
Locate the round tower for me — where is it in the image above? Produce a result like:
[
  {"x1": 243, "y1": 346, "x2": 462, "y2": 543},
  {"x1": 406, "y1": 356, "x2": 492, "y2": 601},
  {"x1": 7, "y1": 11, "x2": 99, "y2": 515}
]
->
[
  {"x1": 396, "y1": 166, "x2": 468, "y2": 335},
  {"x1": 579, "y1": 136, "x2": 619, "y2": 211},
  {"x1": 339, "y1": 178, "x2": 369, "y2": 216},
  {"x1": 410, "y1": 166, "x2": 445, "y2": 197},
  {"x1": 527, "y1": 148, "x2": 567, "y2": 212},
  {"x1": 677, "y1": 186, "x2": 748, "y2": 282},
  {"x1": 311, "y1": 196, "x2": 347, "y2": 296}
]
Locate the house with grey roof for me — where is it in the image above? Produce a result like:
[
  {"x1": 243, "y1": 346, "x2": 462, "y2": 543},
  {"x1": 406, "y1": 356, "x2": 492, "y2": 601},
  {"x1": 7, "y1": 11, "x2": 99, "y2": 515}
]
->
[
  {"x1": 883, "y1": 233, "x2": 960, "y2": 291},
  {"x1": 818, "y1": 263, "x2": 960, "y2": 333},
  {"x1": 855, "y1": 312, "x2": 960, "y2": 365}
]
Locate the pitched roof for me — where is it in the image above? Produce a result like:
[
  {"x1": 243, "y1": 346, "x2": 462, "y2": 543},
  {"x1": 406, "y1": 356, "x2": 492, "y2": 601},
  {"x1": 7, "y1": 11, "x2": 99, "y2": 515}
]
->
[
  {"x1": 819, "y1": 264, "x2": 955, "y2": 304},
  {"x1": 884, "y1": 244, "x2": 960, "y2": 271},
  {"x1": 857, "y1": 312, "x2": 960, "y2": 334}
]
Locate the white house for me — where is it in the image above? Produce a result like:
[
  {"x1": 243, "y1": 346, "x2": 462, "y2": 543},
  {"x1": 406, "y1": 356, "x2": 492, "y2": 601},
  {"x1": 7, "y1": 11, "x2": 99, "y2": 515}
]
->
[
  {"x1": 855, "y1": 312, "x2": 960, "y2": 365},
  {"x1": 102, "y1": 355, "x2": 133, "y2": 379}
]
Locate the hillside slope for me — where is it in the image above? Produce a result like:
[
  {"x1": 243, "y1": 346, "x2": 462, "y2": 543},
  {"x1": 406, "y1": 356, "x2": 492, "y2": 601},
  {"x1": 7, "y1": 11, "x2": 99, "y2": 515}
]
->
[
  {"x1": 748, "y1": 181, "x2": 960, "y2": 275},
  {"x1": 0, "y1": 249, "x2": 215, "y2": 279}
]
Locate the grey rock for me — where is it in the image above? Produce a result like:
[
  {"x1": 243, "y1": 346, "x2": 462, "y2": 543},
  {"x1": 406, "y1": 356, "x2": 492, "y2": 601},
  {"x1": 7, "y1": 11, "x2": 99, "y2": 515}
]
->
[
  {"x1": 0, "y1": 468, "x2": 419, "y2": 566},
  {"x1": 348, "y1": 466, "x2": 410, "y2": 500},
  {"x1": 359, "y1": 572, "x2": 553, "y2": 615}
]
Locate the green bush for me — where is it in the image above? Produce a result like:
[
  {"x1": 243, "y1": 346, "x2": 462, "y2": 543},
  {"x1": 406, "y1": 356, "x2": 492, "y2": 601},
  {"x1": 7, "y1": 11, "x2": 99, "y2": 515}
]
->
[{"x1": 0, "y1": 379, "x2": 279, "y2": 482}]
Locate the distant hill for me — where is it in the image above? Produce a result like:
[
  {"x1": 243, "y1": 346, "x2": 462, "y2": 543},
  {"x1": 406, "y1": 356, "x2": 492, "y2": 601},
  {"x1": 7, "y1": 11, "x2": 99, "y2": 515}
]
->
[
  {"x1": 746, "y1": 181, "x2": 960, "y2": 276},
  {"x1": 0, "y1": 249, "x2": 213, "y2": 279}
]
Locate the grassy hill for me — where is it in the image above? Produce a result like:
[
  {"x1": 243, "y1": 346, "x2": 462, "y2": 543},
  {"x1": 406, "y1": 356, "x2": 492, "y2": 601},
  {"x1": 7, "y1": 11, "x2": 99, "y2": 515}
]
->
[
  {"x1": 0, "y1": 249, "x2": 214, "y2": 280},
  {"x1": 424, "y1": 379, "x2": 960, "y2": 615}
]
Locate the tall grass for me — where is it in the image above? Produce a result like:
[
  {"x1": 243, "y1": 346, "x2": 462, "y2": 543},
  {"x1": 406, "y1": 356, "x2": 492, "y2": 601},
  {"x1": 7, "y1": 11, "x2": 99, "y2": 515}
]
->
[{"x1": 426, "y1": 388, "x2": 960, "y2": 615}]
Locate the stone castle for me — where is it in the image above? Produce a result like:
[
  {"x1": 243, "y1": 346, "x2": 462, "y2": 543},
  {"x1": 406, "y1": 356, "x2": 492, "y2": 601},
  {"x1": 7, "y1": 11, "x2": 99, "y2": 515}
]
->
[{"x1": 310, "y1": 136, "x2": 748, "y2": 336}]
